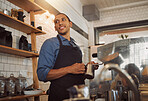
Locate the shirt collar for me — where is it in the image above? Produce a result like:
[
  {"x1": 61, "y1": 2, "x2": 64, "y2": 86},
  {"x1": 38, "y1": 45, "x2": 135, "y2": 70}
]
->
[{"x1": 58, "y1": 34, "x2": 76, "y2": 43}]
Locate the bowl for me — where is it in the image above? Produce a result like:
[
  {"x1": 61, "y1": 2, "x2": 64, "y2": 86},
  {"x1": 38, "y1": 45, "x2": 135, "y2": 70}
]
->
[{"x1": 24, "y1": 89, "x2": 43, "y2": 95}]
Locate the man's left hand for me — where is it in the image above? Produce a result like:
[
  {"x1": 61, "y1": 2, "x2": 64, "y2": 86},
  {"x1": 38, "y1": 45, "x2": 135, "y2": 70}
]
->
[{"x1": 87, "y1": 61, "x2": 99, "y2": 70}]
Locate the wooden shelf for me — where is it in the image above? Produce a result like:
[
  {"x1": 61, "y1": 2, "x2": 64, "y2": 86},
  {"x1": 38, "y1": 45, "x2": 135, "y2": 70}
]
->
[
  {"x1": 7, "y1": 0, "x2": 46, "y2": 14},
  {"x1": 0, "y1": 12, "x2": 46, "y2": 35},
  {"x1": 0, "y1": 45, "x2": 39, "y2": 57},
  {"x1": 100, "y1": 25, "x2": 148, "y2": 36},
  {"x1": 0, "y1": 93, "x2": 46, "y2": 101}
]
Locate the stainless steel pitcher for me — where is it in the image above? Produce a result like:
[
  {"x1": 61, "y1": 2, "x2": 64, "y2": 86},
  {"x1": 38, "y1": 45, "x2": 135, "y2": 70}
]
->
[{"x1": 85, "y1": 64, "x2": 95, "y2": 79}]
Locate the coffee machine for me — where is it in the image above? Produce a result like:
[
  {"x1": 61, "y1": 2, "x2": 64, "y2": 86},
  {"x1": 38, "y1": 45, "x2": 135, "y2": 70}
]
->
[{"x1": 90, "y1": 37, "x2": 148, "y2": 101}]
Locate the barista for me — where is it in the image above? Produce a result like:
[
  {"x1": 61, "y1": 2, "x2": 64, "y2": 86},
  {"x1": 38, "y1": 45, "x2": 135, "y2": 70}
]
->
[{"x1": 37, "y1": 13, "x2": 98, "y2": 101}]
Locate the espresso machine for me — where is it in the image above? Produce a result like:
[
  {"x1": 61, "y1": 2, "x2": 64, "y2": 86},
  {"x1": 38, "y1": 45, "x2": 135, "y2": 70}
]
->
[{"x1": 90, "y1": 37, "x2": 148, "y2": 101}]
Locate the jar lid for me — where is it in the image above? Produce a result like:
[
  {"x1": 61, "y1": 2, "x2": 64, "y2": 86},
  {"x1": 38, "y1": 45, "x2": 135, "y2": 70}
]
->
[
  {"x1": 0, "y1": 73, "x2": 5, "y2": 80},
  {"x1": 6, "y1": 73, "x2": 16, "y2": 81},
  {"x1": 17, "y1": 74, "x2": 26, "y2": 80}
]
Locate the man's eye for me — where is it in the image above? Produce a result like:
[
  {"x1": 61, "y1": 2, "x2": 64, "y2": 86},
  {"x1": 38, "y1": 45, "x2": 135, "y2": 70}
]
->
[
  {"x1": 62, "y1": 18, "x2": 66, "y2": 21},
  {"x1": 55, "y1": 20, "x2": 59, "y2": 24}
]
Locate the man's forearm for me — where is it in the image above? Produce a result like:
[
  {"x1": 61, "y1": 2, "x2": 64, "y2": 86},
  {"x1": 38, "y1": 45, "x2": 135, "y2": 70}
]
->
[
  {"x1": 46, "y1": 66, "x2": 70, "y2": 80},
  {"x1": 46, "y1": 63, "x2": 85, "y2": 80}
]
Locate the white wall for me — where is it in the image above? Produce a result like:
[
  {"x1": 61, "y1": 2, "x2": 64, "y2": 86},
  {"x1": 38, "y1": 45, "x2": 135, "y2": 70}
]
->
[
  {"x1": 93, "y1": 5, "x2": 148, "y2": 27},
  {"x1": 65, "y1": 0, "x2": 83, "y2": 16}
]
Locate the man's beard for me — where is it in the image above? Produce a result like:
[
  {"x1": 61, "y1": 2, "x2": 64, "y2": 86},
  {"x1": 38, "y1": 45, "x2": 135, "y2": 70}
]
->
[
  {"x1": 59, "y1": 32, "x2": 66, "y2": 35},
  {"x1": 58, "y1": 31, "x2": 67, "y2": 35}
]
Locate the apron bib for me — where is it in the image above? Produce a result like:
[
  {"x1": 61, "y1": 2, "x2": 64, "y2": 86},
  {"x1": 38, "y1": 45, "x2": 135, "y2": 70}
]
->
[{"x1": 48, "y1": 35, "x2": 85, "y2": 101}]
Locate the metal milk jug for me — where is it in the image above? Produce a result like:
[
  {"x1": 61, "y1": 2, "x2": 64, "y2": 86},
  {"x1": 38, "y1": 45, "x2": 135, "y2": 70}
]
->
[{"x1": 85, "y1": 64, "x2": 95, "y2": 79}]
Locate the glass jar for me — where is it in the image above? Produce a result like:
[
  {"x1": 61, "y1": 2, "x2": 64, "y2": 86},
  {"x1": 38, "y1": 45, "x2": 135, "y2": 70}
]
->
[
  {"x1": 16, "y1": 74, "x2": 27, "y2": 95},
  {"x1": 6, "y1": 74, "x2": 16, "y2": 96},
  {"x1": 0, "y1": 73, "x2": 6, "y2": 97}
]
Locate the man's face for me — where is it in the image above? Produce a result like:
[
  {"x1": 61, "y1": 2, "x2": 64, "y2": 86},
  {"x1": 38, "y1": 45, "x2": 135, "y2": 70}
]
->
[{"x1": 54, "y1": 14, "x2": 72, "y2": 35}]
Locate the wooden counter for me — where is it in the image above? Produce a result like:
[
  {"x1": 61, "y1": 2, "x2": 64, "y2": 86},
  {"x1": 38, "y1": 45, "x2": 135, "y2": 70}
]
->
[{"x1": 0, "y1": 92, "x2": 46, "y2": 101}]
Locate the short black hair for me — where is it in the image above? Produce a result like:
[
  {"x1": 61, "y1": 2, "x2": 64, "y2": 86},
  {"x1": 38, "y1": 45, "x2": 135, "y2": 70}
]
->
[{"x1": 55, "y1": 13, "x2": 71, "y2": 22}]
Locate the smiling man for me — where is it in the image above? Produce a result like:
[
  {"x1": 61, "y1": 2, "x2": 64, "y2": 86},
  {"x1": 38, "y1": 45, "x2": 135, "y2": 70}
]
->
[{"x1": 37, "y1": 13, "x2": 97, "y2": 101}]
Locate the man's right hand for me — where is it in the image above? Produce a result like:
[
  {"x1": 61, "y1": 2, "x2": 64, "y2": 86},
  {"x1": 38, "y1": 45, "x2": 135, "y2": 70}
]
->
[{"x1": 67, "y1": 63, "x2": 85, "y2": 74}]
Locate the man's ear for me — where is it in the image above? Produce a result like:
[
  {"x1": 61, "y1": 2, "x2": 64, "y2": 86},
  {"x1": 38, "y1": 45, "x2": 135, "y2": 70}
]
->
[{"x1": 69, "y1": 21, "x2": 72, "y2": 27}]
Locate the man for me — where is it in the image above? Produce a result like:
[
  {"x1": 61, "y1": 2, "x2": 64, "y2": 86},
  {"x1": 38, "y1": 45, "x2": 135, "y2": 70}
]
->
[{"x1": 37, "y1": 13, "x2": 97, "y2": 101}]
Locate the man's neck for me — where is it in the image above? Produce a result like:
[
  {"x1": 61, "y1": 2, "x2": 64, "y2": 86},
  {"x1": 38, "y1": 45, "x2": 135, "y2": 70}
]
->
[{"x1": 60, "y1": 34, "x2": 70, "y2": 41}]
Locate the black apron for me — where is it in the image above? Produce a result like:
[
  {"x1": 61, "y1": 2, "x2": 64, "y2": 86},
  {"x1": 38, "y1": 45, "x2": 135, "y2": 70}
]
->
[{"x1": 48, "y1": 35, "x2": 85, "y2": 101}]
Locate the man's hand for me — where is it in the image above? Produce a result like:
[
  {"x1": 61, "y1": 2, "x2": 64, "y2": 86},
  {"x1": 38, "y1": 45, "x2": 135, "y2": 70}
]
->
[
  {"x1": 68, "y1": 63, "x2": 85, "y2": 74},
  {"x1": 87, "y1": 61, "x2": 99, "y2": 70}
]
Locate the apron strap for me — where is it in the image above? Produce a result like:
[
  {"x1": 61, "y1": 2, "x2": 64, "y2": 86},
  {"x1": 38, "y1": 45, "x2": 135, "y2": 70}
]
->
[
  {"x1": 57, "y1": 35, "x2": 74, "y2": 47},
  {"x1": 57, "y1": 35, "x2": 63, "y2": 46}
]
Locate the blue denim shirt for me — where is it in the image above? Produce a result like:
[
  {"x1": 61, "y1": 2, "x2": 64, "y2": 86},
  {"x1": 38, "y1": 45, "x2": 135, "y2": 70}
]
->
[{"x1": 37, "y1": 35, "x2": 81, "y2": 82}]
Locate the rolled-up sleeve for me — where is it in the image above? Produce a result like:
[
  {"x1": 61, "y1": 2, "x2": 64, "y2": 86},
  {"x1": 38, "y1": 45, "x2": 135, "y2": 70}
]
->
[{"x1": 37, "y1": 38, "x2": 58, "y2": 82}]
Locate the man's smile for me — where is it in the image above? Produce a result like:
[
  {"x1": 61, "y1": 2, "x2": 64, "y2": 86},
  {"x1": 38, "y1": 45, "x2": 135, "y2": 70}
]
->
[{"x1": 59, "y1": 26, "x2": 65, "y2": 30}]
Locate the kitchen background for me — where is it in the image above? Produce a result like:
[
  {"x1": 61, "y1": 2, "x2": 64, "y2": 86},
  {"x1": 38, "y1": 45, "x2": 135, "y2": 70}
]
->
[{"x1": 0, "y1": 0, "x2": 148, "y2": 101}]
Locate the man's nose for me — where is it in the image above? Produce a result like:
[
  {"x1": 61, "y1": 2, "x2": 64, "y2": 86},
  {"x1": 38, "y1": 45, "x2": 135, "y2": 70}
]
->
[{"x1": 59, "y1": 21, "x2": 63, "y2": 25}]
